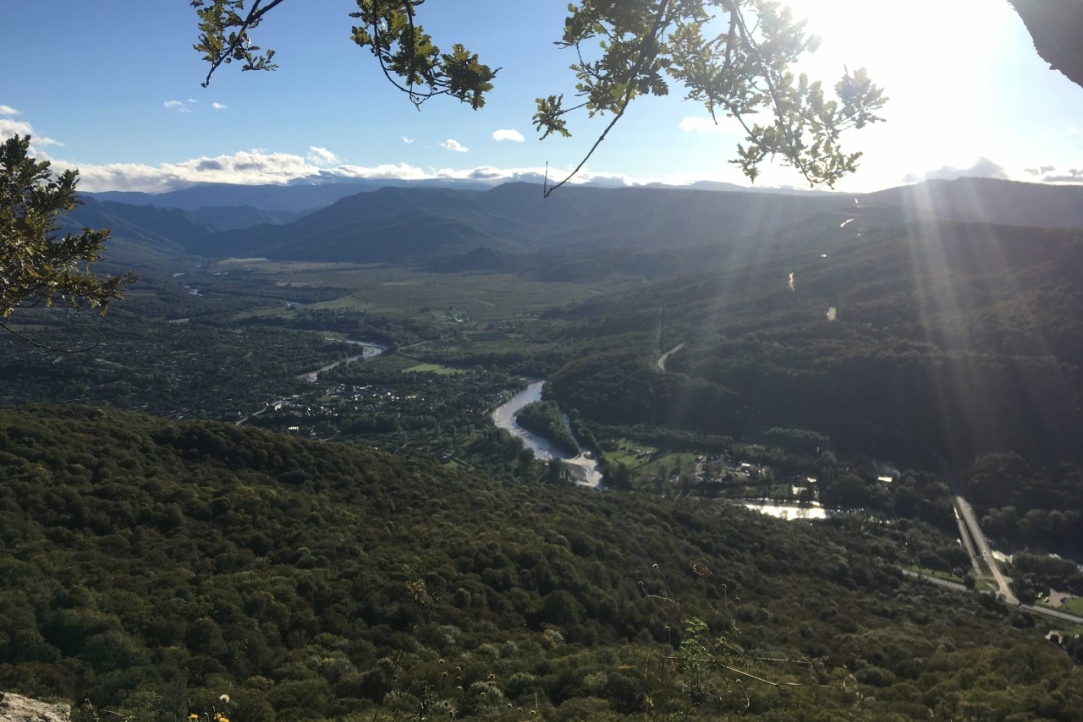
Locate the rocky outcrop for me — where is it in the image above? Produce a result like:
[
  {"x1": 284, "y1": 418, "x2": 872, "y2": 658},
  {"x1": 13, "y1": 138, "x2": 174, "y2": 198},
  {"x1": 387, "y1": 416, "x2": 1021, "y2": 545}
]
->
[
  {"x1": 0, "y1": 693, "x2": 71, "y2": 722},
  {"x1": 1009, "y1": 0, "x2": 1083, "y2": 89}
]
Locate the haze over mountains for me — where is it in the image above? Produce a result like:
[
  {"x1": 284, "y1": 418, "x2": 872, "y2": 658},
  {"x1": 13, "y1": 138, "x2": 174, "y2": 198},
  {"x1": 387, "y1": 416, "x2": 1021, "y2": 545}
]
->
[{"x1": 74, "y1": 177, "x2": 1083, "y2": 272}]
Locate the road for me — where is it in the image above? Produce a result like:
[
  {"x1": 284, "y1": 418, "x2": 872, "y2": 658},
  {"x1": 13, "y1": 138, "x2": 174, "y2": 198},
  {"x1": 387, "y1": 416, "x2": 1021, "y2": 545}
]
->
[
  {"x1": 902, "y1": 570, "x2": 1083, "y2": 626},
  {"x1": 953, "y1": 493, "x2": 1018, "y2": 604},
  {"x1": 657, "y1": 342, "x2": 685, "y2": 372},
  {"x1": 951, "y1": 505, "x2": 985, "y2": 579},
  {"x1": 923, "y1": 445, "x2": 1019, "y2": 605}
]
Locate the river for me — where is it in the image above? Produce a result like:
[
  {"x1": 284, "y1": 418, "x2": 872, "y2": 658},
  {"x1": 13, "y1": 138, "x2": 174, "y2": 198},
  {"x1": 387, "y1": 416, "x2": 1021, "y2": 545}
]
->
[
  {"x1": 296, "y1": 340, "x2": 385, "y2": 383},
  {"x1": 740, "y1": 501, "x2": 827, "y2": 520},
  {"x1": 491, "y1": 381, "x2": 603, "y2": 488}
]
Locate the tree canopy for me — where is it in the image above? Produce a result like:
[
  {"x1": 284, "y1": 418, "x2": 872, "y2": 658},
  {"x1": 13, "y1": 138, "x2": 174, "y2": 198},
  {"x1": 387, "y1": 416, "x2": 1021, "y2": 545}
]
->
[
  {"x1": 0, "y1": 135, "x2": 135, "y2": 341},
  {"x1": 191, "y1": 0, "x2": 887, "y2": 192}
]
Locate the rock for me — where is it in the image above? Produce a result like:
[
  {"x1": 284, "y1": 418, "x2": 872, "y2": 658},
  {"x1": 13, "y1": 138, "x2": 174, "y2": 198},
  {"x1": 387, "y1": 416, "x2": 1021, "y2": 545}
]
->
[
  {"x1": 0, "y1": 693, "x2": 71, "y2": 722},
  {"x1": 1009, "y1": 0, "x2": 1083, "y2": 89}
]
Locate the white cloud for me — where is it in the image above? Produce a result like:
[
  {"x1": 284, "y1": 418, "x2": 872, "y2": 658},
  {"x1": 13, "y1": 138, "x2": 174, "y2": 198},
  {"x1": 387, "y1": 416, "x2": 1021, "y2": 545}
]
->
[
  {"x1": 492, "y1": 129, "x2": 525, "y2": 142},
  {"x1": 0, "y1": 118, "x2": 34, "y2": 138},
  {"x1": 0, "y1": 104, "x2": 20, "y2": 116},
  {"x1": 38, "y1": 145, "x2": 641, "y2": 193},
  {"x1": 212, "y1": 102, "x2": 227, "y2": 110},
  {"x1": 187, "y1": 98, "x2": 199, "y2": 104},
  {"x1": 307, "y1": 146, "x2": 341, "y2": 166},
  {"x1": 1069, "y1": 127, "x2": 1080, "y2": 136},
  {"x1": 440, "y1": 139, "x2": 469, "y2": 153},
  {"x1": 678, "y1": 115, "x2": 740, "y2": 133},
  {"x1": 0, "y1": 118, "x2": 63, "y2": 147},
  {"x1": 402, "y1": 136, "x2": 415, "y2": 144},
  {"x1": 902, "y1": 157, "x2": 1009, "y2": 183},
  {"x1": 164, "y1": 100, "x2": 192, "y2": 113}
]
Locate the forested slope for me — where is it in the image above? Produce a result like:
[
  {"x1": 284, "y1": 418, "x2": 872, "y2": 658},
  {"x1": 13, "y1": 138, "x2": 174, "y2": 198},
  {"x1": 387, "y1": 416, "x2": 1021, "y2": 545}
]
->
[
  {"x1": 549, "y1": 217, "x2": 1083, "y2": 463},
  {"x1": 1, "y1": 407, "x2": 1080, "y2": 721}
]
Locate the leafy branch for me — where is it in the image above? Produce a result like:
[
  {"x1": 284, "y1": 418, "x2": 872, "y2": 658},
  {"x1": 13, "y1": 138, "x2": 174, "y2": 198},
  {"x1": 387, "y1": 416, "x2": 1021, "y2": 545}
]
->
[
  {"x1": 191, "y1": 0, "x2": 287, "y2": 88},
  {"x1": 190, "y1": 0, "x2": 887, "y2": 190}
]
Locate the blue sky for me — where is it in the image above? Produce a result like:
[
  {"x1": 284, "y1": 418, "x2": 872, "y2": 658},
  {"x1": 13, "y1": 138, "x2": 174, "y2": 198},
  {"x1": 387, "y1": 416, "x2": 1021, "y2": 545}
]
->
[{"x1": 2, "y1": 0, "x2": 1082, "y2": 193}]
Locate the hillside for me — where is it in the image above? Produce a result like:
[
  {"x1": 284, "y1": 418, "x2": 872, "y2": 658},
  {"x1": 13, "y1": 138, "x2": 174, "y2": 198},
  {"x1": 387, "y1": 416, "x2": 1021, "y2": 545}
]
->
[
  {"x1": 1, "y1": 406, "x2": 1080, "y2": 721},
  {"x1": 542, "y1": 211, "x2": 1083, "y2": 546}
]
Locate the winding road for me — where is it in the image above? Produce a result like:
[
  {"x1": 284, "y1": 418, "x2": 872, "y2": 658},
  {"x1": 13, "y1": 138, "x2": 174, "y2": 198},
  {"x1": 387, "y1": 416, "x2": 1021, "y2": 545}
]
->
[{"x1": 657, "y1": 342, "x2": 685, "y2": 372}]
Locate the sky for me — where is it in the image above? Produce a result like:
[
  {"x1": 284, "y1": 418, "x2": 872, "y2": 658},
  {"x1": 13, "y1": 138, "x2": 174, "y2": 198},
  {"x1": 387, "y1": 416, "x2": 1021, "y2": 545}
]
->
[{"x1": 2, "y1": 0, "x2": 1082, "y2": 194}]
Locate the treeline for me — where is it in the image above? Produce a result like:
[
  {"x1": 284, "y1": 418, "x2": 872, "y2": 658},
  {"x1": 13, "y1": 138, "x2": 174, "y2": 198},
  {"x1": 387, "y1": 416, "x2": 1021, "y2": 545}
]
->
[
  {"x1": 968, "y1": 452, "x2": 1083, "y2": 552},
  {"x1": 1, "y1": 406, "x2": 1080, "y2": 720}
]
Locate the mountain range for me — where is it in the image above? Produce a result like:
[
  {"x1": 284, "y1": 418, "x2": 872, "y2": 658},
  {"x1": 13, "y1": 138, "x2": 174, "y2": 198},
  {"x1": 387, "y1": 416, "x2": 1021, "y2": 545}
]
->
[{"x1": 69, "y1": 178, "x2": 1083, "y2": 274}]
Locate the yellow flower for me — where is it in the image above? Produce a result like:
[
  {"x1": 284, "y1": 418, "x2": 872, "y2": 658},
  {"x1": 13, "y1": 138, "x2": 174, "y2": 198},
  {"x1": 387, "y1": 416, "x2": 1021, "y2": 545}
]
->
[{"x1": 188, "y1": 715, "x2": 199, "y2": 720}]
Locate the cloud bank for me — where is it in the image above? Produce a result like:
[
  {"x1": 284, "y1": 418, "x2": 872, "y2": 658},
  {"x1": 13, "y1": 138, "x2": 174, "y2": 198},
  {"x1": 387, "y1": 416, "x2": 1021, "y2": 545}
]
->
[
  {"x1": 34, "y1": 146, "x2": 632, "y2": 193},
  {"x1": 902, "y1": 157, "x2": 1009, "y2": 183},
  {"x1": 306, "y1": 146, "x2": 342, "y2": 166},
  {"x1": 0, "y1": 116, "x2": 63, "y2": 148}
]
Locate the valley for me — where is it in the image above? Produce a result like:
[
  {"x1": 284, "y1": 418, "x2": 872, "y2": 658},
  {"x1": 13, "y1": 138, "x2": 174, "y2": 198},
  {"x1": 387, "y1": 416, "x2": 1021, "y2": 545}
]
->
[{"x1": 3, "y1": 178, "x2": 1083, "y2": 721}]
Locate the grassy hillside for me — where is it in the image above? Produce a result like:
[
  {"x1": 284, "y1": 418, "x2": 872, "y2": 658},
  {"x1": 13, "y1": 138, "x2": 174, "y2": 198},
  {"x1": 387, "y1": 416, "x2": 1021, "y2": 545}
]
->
[{"x1": 0, "y1": 407, "x2": 1080, "y2": 721}]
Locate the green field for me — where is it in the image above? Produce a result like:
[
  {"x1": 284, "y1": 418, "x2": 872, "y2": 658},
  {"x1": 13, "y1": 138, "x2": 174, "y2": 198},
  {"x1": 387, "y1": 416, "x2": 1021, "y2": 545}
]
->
[
  {"x1": 632, "y1": 451, "x2": 699, "y2": 480},
  {"x1": 212, "y1": 259, "x2": 640, "y2": 322},
  {"x1": 1063, "y1": 596, "x2": 1083, "y2": 615},
  {"x1": 403, "y1": 362, "x2": 465, "y2": 375},
  {"x1": 907, "y1": 567, "x2": 966, "y2": 585},
  {"x1": 601, "y1": 438, "x2": 658, "y2": 469}
]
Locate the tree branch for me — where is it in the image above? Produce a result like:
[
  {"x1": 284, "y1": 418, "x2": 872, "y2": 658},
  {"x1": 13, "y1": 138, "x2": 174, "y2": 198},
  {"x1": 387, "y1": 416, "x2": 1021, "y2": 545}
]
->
[
  {"x1": 544, "y1": 0, "x2": 673, "y2": 197},
  {"x1": 198, "y1": 0, "x2": 290, "y2": 88}
]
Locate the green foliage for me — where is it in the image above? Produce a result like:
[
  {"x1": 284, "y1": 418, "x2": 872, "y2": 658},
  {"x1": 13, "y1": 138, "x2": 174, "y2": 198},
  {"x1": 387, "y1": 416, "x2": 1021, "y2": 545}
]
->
[
  {"x1": 0, "y1": 135, "x2": 135, "y2": 326},
  {"x1": 969, "y1": 453, "x2": 1083, "y2": 551},
  {"x1": 515, "y1": 400, "x2": 579, "y2": 457},
  {"x1": 544, "y1": 0, "x2": 886, "y2": 188},
  {"x1": 191, "y1": 0, "x2": 281, "y2": 87},
  {"x1": 0, "y1": 406, "x2": 1081, "y2": 720}
]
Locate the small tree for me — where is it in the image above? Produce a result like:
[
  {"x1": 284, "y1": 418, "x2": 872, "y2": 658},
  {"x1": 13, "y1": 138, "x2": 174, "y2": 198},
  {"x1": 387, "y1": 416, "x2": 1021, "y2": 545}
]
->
[{"x1": 0, "y1": 134, "x2": 135, "y2": 341}]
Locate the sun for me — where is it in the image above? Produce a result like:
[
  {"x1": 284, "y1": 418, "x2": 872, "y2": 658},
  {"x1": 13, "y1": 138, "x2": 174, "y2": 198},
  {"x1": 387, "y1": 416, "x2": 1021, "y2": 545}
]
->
[{"x1": 782, "y1": 0, "x2": 1015, "y2": 81}]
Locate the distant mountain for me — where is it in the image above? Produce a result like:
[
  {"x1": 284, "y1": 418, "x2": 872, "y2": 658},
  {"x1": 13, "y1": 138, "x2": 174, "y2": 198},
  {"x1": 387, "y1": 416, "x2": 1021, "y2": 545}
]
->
[
  {"x1": 181, "y1": 186, "x2": 523, "y2": 260},
  {"x1": 87, "y1": 178, "x2": 494, "y2": 213},
  {"x1": 187, "y1": 183, "x2": 847, "y2": 263},
  {"x1": 62, "y1": 197, "x2": 205, "y2": 274},
  {"x1": 644, "y1": 179, "x2": 834, "y2": 195},
  {"x1": 66, "y1": 197, "x2": 212, "y2": 247},
  {"x1": 271, "y1": 208, "x2": 521, "y2": 263},
  {"x1": 76, "y1": 178, "x2": 1083, "y2": 269},
  {"x1": 89, "y1": 183, "x2": 373, "y2": 213},
  {"x1": 189, "y1": 204, "x2": 308, "y2": 230},
  {"x1": 863, "y1": 177, "x2": 1083, "y2": 229}
]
